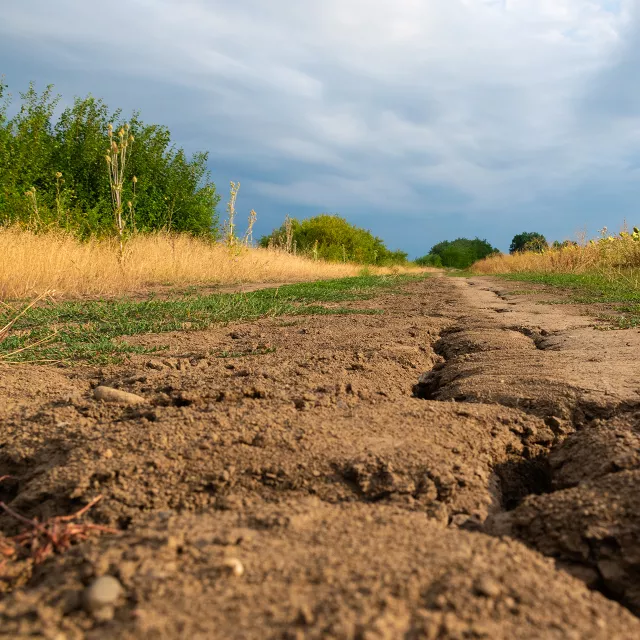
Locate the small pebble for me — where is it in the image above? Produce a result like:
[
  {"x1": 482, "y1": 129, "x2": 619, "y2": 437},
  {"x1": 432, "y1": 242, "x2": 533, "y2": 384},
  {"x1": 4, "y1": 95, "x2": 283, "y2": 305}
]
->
[
  {"x1": 221, "y1": 557, "x2": 244, "y2": 577},
  {"x1": 94, "y1": 386, "x2": 146, "y2": 405},
  {"x1": 84, "y1": 575, "x2": 123, "y2": 615},
  {"x1": 474, "y1": 576, "x2": 501, "y2": 598}
]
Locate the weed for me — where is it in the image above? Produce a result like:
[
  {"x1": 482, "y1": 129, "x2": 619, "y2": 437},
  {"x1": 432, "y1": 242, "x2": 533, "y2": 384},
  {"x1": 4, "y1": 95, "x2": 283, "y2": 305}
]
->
[
  {"x1": 105, "y1": 123, "x2": 134, "y2": 263},
  {"x1": 223, "y1": 181, "x2": 240, "y2": 247}
]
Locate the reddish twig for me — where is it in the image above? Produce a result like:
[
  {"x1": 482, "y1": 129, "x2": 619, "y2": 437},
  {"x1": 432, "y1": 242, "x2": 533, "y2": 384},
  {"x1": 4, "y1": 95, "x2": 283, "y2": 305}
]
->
[{"x1": 0, "y1": 495, "x2": 119, "y2": 567}]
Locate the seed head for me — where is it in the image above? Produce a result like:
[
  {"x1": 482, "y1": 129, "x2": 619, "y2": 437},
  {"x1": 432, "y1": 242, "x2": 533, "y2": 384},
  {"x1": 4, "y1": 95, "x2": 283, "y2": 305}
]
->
[
  {"x1": 105, "y1": 155, "x2": 111, "y2": 164},
  {"x1": 132, "y1": 176, "x2": 138, "y2": 183}
]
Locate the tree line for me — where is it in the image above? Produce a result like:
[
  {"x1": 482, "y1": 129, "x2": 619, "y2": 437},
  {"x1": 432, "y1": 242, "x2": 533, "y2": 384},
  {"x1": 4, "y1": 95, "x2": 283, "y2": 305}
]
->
[
  {"x1": 0, "y1": 81, "x2": 409, "y2": 265},
  {"x1": 1, "y1": 81, "x2": 562, "y2": 268}
]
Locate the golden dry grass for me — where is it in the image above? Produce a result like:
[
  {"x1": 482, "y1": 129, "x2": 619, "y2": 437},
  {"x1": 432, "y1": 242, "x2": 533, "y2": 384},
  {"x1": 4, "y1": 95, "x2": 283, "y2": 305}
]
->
[
  {"x1": 474, "y1": 232, "x2": 640, "y2": 276},
  {"x1": 0, "y1": 228, "x2": 422, "y2": 299}
]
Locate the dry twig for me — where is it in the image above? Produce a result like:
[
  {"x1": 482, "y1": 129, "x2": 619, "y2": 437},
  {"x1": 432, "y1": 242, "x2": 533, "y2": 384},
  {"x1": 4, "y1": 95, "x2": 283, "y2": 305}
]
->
[{"x1": 0, "y1": 494, "x2": 118, "y2": 569}]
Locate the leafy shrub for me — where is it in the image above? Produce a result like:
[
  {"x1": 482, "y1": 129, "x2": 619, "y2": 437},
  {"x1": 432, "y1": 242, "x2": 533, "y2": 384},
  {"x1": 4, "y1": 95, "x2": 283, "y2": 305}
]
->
[
  {"x1": 416, "y1": 238, "x2": 498, "y2": 269},
  {"x1": 0, "y1": 81, "x2": 220, "y2": 237},
  {"x1": 259, "y1": 214, "x2": 408, "y2": 265},
  {"x1": 415, "y1": 253, "x2": 443, "y2": 267},
  {"x1": 509, "y1": 231, "x2": 548, "y2": 254}
]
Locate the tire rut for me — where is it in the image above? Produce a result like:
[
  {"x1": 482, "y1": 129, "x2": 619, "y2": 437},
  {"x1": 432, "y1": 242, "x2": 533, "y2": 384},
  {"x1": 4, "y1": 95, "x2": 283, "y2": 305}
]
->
[{"x1": 412, "y1": 278, "x2": 640, "y2": 616}]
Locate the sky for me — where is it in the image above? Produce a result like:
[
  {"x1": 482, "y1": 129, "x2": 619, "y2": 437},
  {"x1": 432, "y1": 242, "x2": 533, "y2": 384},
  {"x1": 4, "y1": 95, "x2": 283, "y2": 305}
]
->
[{"x1": 1, "y1": 0, "x2": 639, "y2": 256}]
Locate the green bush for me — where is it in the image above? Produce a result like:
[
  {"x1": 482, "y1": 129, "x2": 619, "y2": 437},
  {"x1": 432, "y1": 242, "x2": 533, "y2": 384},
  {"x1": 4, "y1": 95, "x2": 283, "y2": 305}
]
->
[
  {"x1": 509, "y1": 231, "x2": 548, "y2": 254},
  {"x1": 259, "y1": 214, "x2": 408, "y2": 265},
  {"x1": 415, "y1": 253, "x2": 443, "y2": 268},
  {"x1": 416, "y1": 237, "x2": 498, "y2": 269},
  {"x1": 0, "y1": 80, "x2": 220, "y2": 237}
]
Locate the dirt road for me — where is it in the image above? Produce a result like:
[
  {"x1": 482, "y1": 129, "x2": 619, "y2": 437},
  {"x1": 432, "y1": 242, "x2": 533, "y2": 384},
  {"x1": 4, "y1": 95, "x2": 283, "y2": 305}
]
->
[{"x1": 1, "y1": 275, "x2": 640, "y2": 638}]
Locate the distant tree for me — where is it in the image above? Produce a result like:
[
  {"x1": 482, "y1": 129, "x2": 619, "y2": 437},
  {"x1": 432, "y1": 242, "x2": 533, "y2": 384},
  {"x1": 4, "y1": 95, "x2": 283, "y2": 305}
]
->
[
  {"x1": 551, "y1": 239, "x2": 578, "y2": 250},
  {"x1": 416, "y1": 237, "x2": 499, "y2": 269},
  {"x1": 259, "y1": 214, "x2": 408, "y2": 265},
  {"x1": 509, "y1": 232, "x2": 548, "y2": 254},
  {"x1": 415, "y1": 253, "x2": 442, "y2": 268}
]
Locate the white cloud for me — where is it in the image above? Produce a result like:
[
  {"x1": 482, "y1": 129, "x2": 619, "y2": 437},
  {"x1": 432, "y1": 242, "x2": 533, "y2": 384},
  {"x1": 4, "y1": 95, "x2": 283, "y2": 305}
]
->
[{"x1": 2, "y1": 0, "x2": 639, "y2": 225}]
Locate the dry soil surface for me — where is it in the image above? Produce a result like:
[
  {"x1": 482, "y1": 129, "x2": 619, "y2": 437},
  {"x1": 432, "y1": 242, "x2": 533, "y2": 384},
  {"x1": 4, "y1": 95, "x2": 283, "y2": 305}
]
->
[{"x1": 1, "y1": 276, "x2": 640, "y2": 639}]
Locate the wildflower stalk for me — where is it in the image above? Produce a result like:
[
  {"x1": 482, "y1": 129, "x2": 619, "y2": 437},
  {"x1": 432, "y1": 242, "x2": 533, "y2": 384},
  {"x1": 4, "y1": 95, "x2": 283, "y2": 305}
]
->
[
  {"x1": 224, "y1": 181, "x2": 240, "y2": 247},
  {"x1": 105, "y1": 123, "x2": 134, "y2": 264},
  {"x1": 54, "y1": 172, "x2": 67, "y2": 230},
  {"x1": 242, "y1": 209, "x2": 257, "y2": 246}
]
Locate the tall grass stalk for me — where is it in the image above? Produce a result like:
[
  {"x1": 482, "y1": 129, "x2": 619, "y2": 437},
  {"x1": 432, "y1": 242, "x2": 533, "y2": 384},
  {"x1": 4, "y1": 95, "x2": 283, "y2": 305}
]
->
[{"x1": 105, "y1": 123, "x2": 134, "y2": 263}]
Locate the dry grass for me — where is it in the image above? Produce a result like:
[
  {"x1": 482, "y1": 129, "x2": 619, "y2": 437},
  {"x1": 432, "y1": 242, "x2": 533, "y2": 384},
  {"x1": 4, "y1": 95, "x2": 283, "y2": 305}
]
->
[
  {"x1": 474, "y1": 229, "x2": 640, "y2": 277},
  {"x1": 0, "y1": 228, "x2": 421, "y2": 299}
]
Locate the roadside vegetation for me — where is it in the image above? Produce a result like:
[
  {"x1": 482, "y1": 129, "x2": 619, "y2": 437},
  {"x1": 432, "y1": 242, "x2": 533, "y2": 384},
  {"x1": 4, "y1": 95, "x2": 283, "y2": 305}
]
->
[
  {"x1": 0, "y1": 80, "x2": 422, "y2": 300},
  {"x1": 416, "y1": 237, "x2": 498, "y2": 269},
  {"x1": 259, "y1": 214, "x2": 408, "y2": 266},
  {"x1": 0, "y1": 81, "x2": 219, "y2": 238},
  {"x1": 0, "y1": 227, "x2": 416, "y2": 299},
  {"x1": 0, "y1": 274, "x2": 424, "y2": 364},
  {"x1": 474, "y1": 226, "x2": 640, "y2": 327}
]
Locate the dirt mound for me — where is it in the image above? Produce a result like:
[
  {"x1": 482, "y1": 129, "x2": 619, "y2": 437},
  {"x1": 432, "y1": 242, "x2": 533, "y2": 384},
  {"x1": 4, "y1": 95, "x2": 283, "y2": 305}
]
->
[
  {"x1": 3, "y1": 501, "x2": 638, "y2": 639},
  {"x1": 550, "y1": 413, "x2": 640, "y2": 489},
  {"x1": 2, "y1": 276, "x2": 640, "y2": 638},
  {"x1": 487, "y1": 471, "x2": 640, "y2": 615}
]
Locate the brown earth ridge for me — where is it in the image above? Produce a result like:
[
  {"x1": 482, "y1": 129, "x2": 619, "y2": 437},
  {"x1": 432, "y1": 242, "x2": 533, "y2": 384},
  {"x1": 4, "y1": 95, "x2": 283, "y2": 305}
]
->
[{"x1": 1, "y1": 275, "x2": 640, "y2": 639}]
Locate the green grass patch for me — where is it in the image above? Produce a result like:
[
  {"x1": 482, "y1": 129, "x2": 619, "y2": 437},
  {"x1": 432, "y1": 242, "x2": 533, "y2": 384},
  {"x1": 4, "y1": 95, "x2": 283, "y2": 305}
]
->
[
  {"x1": 492, "y1": 271, "x2": 640, "y2": 328},
  {"x1": 0, "y1": 274, "x2": 423, "y2": 364}
]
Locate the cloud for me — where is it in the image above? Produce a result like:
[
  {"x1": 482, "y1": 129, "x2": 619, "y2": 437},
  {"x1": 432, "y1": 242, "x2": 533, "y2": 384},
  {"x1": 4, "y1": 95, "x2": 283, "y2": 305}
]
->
[{"x1": 1, "y1": 0, "x2": 639, "y2": 253}]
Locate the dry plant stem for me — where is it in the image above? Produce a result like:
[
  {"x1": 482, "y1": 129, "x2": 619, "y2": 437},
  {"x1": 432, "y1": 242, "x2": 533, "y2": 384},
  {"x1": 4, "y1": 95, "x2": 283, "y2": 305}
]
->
[
  {"x1": 0, "y1": 495, "x2": 118, "y2": 566},
  {"x1": 284, "y1": 215, "x2": 293, "y2": 254},
  {"x1": 225, "y1": 181, "x2": 240, "y2": 247},
  {"x1": 106, "y1": 124, "x2": 134, "y2": 264},
  {"x1": 55, "y1": 172, "x2": 66, "y2": 230},
  {"x1": 243, "y1": 209, "x2": 257, "y2": 246},
  {"x1": 24, "y1": 187, "x2": 40, "y2": 231},
  {"x1": 0, "y1": 290, "x2": 54, "y2": 344}
]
